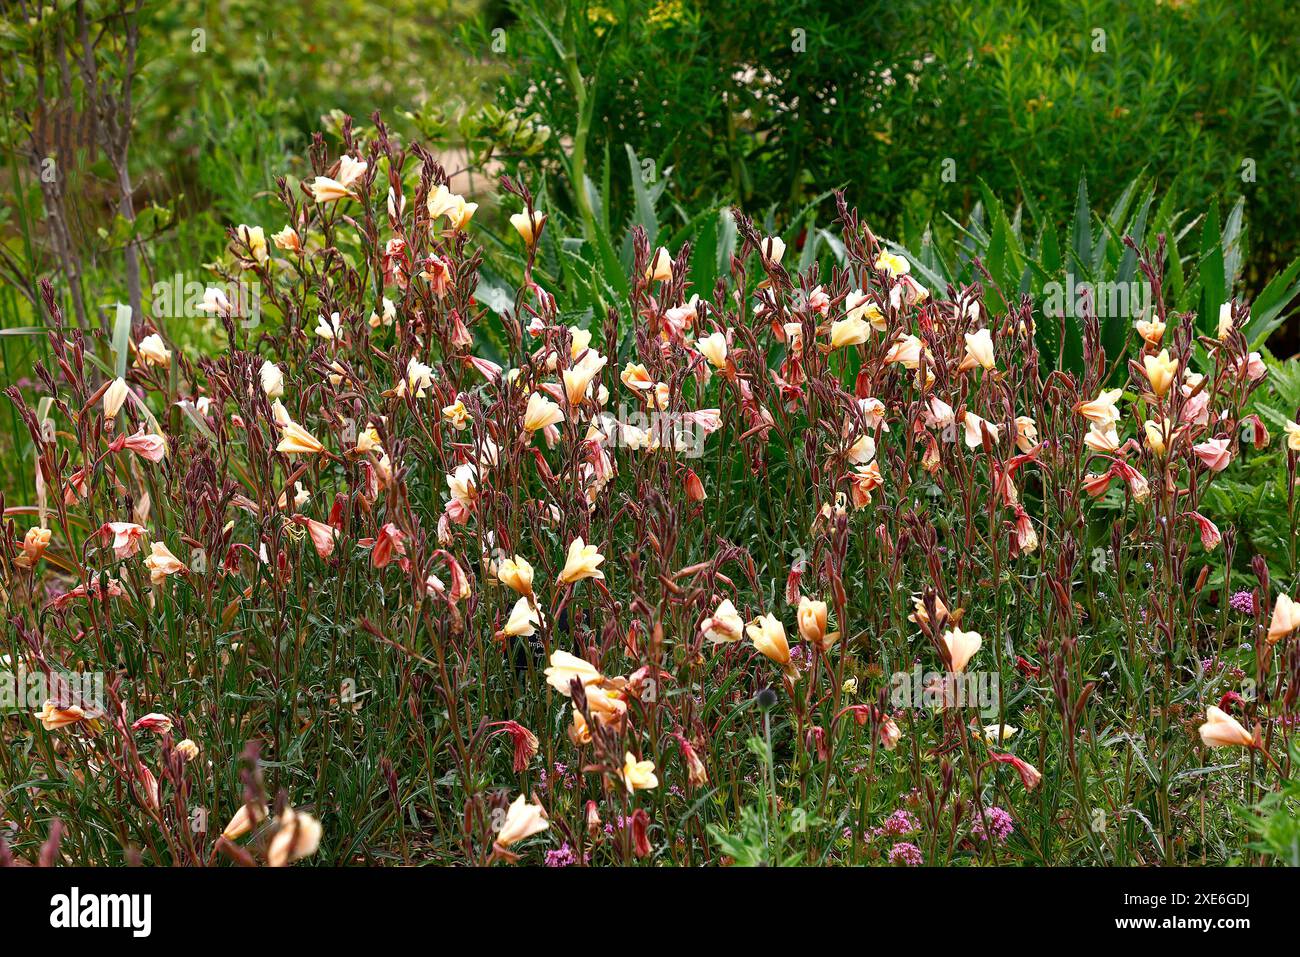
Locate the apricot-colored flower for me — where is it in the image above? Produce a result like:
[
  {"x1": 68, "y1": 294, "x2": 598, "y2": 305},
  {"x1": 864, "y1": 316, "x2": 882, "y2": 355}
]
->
[
  {"x1": 15, "y1": 526, "x2": 51, "y2": 568},
  {"x1": 797, "y1": 596, "x2": 839, "y2": 651},
  {"x1": 523, "y1": 392, "x2": 564, "y2": 433},
  {"x1": 940, "y1": 627, "x2": 982, "y2": 673},
  {"x1": 497, "y1": 555, "x2": 535, "y2": 597},
  {"x1": 1198, "y1": 706, "x2": 1254, "y2": 748},
  {"x1": 309, "y1": 176, "x2": 353, "y2": 203},
  {"x1": 144, "y1": 542, "x2": 188, "y2": 584},
  {"x1": 510, "y1": 209, "x2": 546, "y2": 246},
  {"x1": 35, "y1": 700, "x2": 87, "y2": 731},
  {"x1": 266, "y1": 807, "x2": 322, "y2": 867},
  {"x1": 221, "y1": 801, "x2": 268, "y2": 840},
  {"x1": 747, "y1": 613, "x2": 798, "y2": 680},
  {"x1": 1076, "y1": 388, "x2": 1123, "y2": 427},
  {"x1": 1143, "y1": 349, "x2": 1178, "y2": 398},
  {"x1": 1267, "y1": 594, "x2": 1300, "y2": 644}
]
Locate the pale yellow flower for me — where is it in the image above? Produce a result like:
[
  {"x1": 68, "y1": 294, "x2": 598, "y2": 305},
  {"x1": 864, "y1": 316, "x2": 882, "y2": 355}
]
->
[
  {"x1": 104, "y1": 377, "x2": 130, "y2": 419},
  {"x1": 544, "y1": 650, "x2": 604, "y2": 695},
  {"x1": 619, "y1": 752, "x2": 659, "y2": 792},
  {"x1": 1143, "y1": 349, "x2": 1178, "y2": 399},
  {"x1": 277, "y1": 421, "x2": 325, "y2": 455},
  {"x1": 558, "y1": 537, "x2": 605, "y2": 584},
  {"x1": 495, "y1": 794, "x2": 549, "y2": 847},
  {"x1": 136, "y1": 333, "x2": 172, "y2": 368},
  {"x1": 510, "y1": 209, "x2": 547, "y2": 246},
  {"x1": 523, "y1": 392, "x2": 564, "y2": 433}
]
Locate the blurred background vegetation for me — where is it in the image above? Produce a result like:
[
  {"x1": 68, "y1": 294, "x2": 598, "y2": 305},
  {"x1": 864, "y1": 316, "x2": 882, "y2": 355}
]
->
[{"x1": 2, "y1": 0, "x2": 1299, "y2": 500}]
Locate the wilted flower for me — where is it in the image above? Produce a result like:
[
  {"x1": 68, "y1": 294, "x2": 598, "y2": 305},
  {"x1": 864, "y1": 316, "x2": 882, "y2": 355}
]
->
[
  {"x1": 34, "y1": 700, "x2": 87, "y2": 731},
  {"x1": 266, "y1": 807, "x2": 323, "y2": 866},
  {"x1": 144, "y1": 542, "x2": 188, "y2": 583},
  {"x1": 101, "y1": 521, "x2": 147, "y2": 559}
]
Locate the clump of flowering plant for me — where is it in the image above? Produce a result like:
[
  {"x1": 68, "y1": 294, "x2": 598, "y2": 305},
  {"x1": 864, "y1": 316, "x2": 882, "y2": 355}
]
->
[{"x1": 2, "y1": 116, "x2": 1297, "y2": 867}]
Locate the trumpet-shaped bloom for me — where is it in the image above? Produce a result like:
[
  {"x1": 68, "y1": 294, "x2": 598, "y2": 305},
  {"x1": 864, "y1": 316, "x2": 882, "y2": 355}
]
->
[{"x1": 1198, "y1": 706, "x2": 1254, "y2": 748}]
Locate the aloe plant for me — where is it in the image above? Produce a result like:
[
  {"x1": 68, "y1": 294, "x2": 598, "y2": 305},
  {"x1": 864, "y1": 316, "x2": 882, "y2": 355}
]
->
[{"x1": 895, "y1": 174, "x2": 1300, "y2": 374}]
